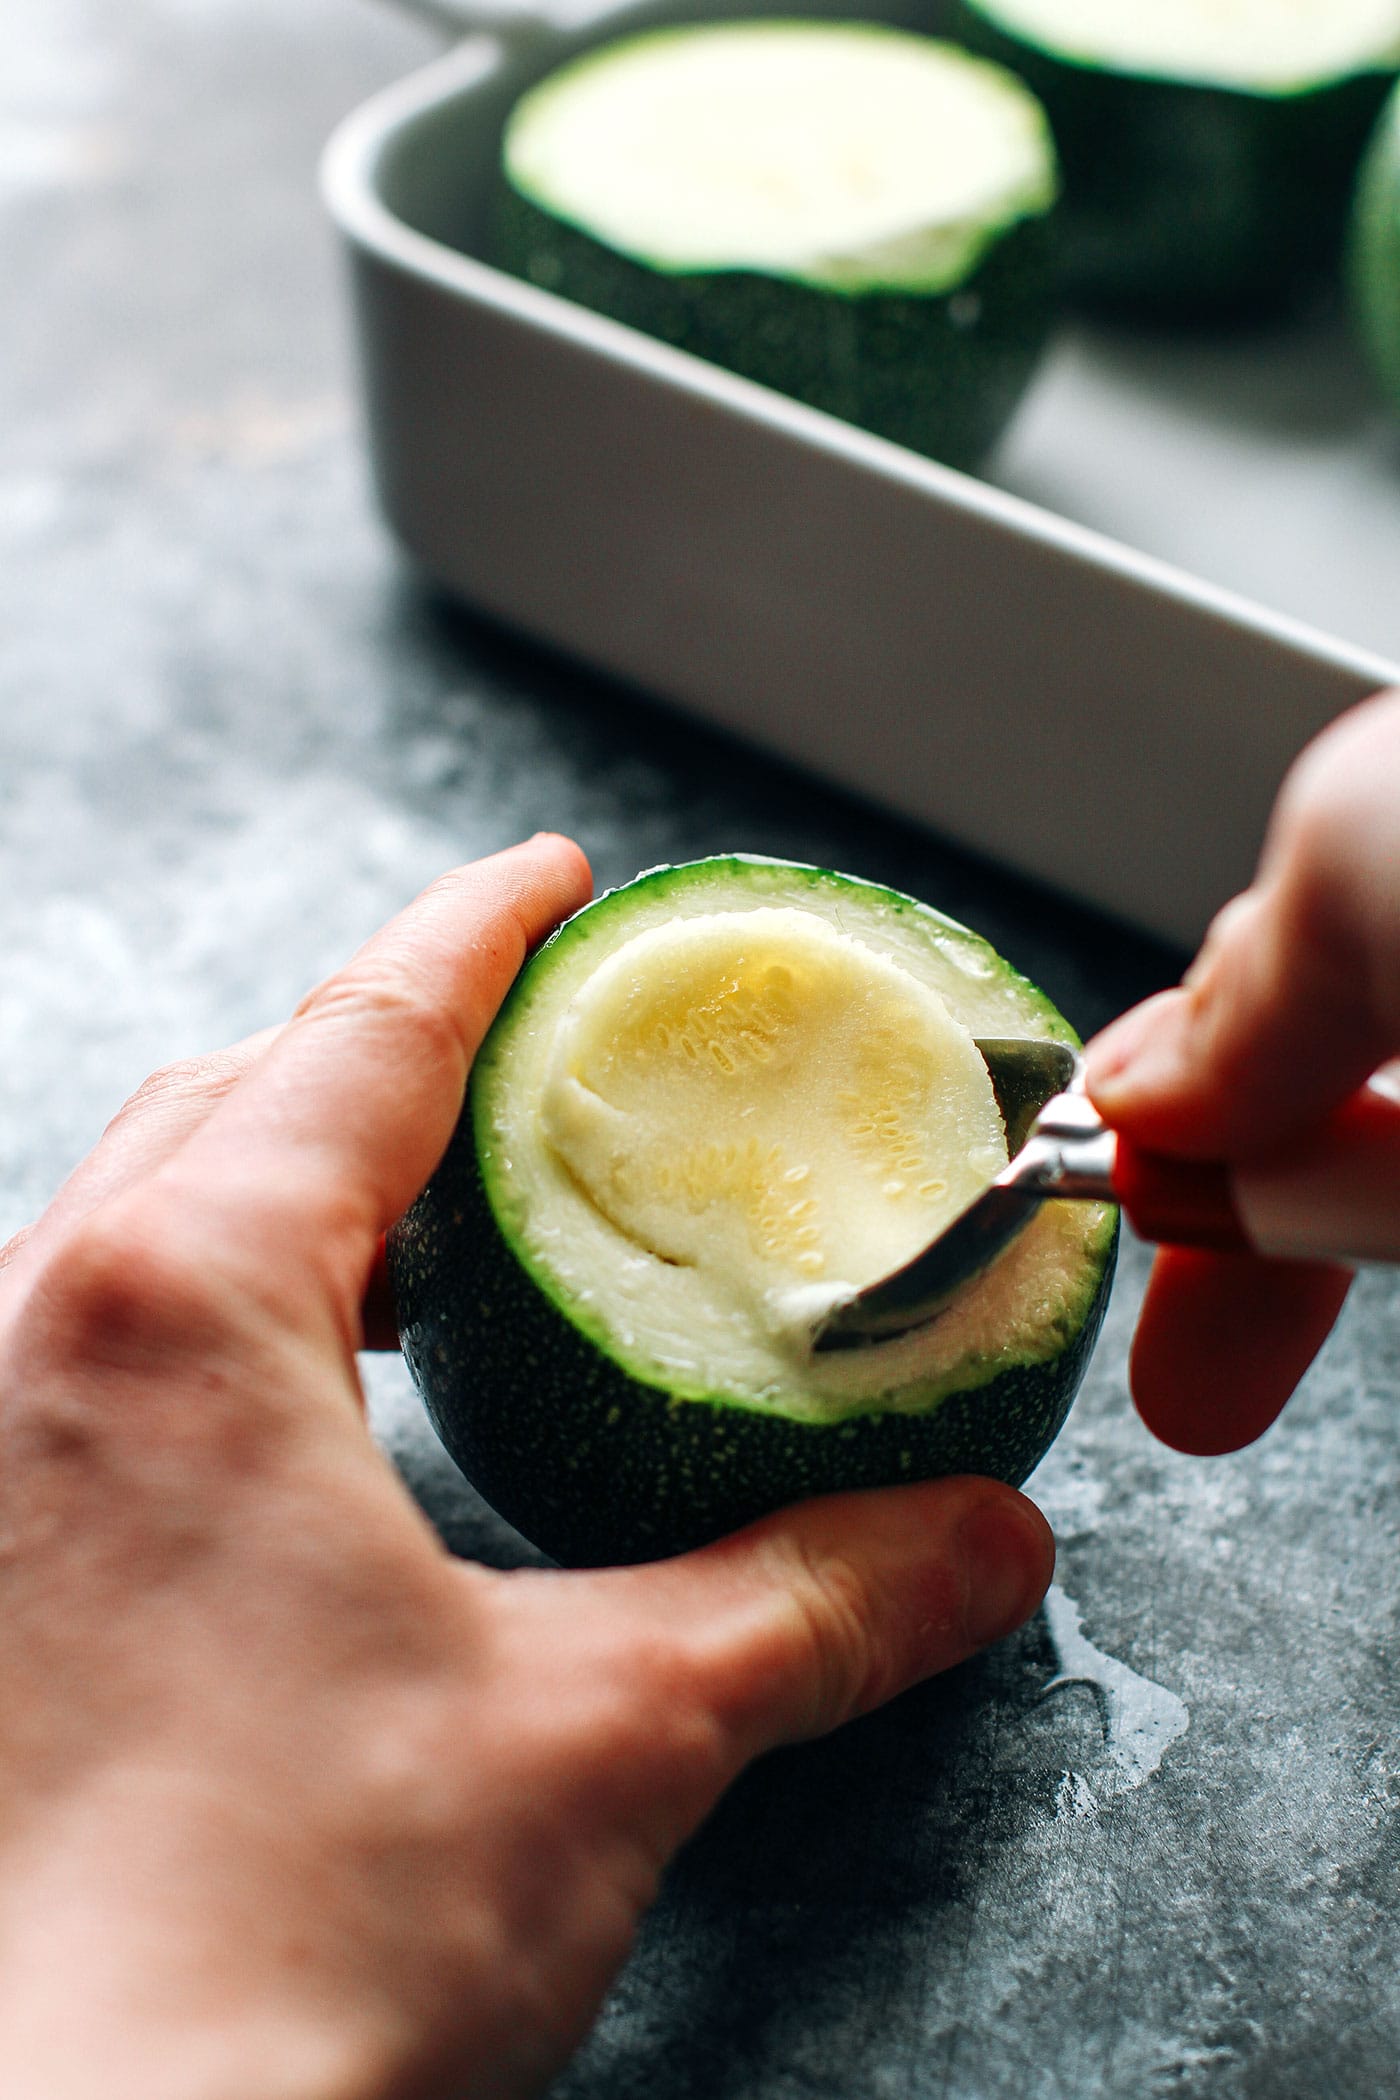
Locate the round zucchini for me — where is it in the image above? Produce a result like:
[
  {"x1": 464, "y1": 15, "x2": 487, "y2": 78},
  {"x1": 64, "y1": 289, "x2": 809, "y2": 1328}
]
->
[
  {"x1": 390, "y1": 858, "x2": 1117, "y2": 1567},
  {"x1": 1349, "y1": 78, "x2": 1400, "y2": 409},
  {"x1": 954, "y1": 0, "x2": 1400, "y2": 317},
  {"x1": 495, "y1": 21, "x2": 1060, "y2": 470}
]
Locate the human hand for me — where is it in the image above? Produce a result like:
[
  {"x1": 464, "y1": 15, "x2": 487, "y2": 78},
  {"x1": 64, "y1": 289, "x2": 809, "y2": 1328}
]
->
[
  {"x1": 0, "y1": 835, "x2": 1053, "y2": 2100},
  {"x1": 1084, "y1": 687, "x2": 1400, "y2": 1457}
]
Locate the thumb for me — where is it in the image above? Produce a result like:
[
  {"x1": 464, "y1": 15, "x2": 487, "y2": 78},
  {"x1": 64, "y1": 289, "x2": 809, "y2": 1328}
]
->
[
  {"x1": 602, "y1": 1478, "x2": 1053, "y2": 1774},
  {"x1": 1084, "y1": 688, "x2": 1400, "y2": 1160}
]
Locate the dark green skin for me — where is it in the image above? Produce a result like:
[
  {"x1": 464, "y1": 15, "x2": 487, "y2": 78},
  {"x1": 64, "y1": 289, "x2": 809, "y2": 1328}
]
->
[
  {"x1": 954, "y1": 2, "x2": 1396, "y2": 319},
  {"x1": 495, "y1": 184, "x2": 1057, "y2": 472},
  {"x1": 391, "y1": 1120, "x2": 1116, "y2": 1567},
  {"x1": 1348, "y1": 81, "x2": 1400, "y2": 410}
]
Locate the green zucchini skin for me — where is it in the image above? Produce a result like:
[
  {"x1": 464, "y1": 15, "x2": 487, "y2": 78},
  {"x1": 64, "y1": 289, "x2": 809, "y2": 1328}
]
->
[
  {"x1": 392, "y1": 1120, "x2": 1115, "y2": 1568},
  {"x1": 1349, "y1": 80, "x2": 1400, "y2": 409},
  {"x1": 389, "y1": 859, "x2": 1118, "y2": 1568},
  {"x1": 495, "y1": 183, "x2": 1056, "y2": 473},
  {"x1": 954, "y1": 2, "x2": 1396, "y2": 318}
]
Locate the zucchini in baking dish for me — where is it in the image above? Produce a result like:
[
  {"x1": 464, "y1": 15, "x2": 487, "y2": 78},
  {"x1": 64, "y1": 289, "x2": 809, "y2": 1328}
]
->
[
  {"x1": 496, "y1": 20, "x2": 1060, "y2": 470},
  {"x1": 954, "y1": 0, "x2": 1400, "y2": 317}
]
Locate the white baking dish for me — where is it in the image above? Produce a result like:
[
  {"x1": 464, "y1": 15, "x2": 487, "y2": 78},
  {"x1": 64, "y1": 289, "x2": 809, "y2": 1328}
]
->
[{"x1": 322, "y1": 0, "x2": 1400, "y2": 946}]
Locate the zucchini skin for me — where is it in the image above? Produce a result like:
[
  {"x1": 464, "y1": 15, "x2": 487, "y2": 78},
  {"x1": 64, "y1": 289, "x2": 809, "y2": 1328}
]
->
[
  {"x1": 391, "y1": 1117, "x2": 1116, "y2": 1567},
  {"x1": 495, "y1": 185, "x2": 1056, "y2": 472},
  {"x1": 1349, "y1": 80, "x2": 1400, "y2": 410},
  {"x1": 954, "y1": 3, "x2": 1396, "y2": 318}
]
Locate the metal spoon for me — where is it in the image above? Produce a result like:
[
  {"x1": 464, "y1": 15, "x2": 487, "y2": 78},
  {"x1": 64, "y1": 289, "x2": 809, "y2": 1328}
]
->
[{"x1": 812, "y1": 1038, "x2": 1400, "y2": 1352}]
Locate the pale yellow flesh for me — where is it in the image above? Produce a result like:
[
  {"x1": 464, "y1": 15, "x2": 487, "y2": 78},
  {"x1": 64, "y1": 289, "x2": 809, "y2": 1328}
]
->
[
  {"x1": 543, "y1": 909, "x2": 1008, "y2": 1349},
  {"x1": 486, "y1": 879, "x2": 1106, "y2": 1421},
  {"x1": 975, "y1": 0, "x2": 1400, "y2": 91}
]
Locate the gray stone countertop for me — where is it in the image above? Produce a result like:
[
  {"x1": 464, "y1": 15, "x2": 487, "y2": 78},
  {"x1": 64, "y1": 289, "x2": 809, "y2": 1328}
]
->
[{"x1": 3, "y1": 3, "x2": 1397, "y2": 2095}]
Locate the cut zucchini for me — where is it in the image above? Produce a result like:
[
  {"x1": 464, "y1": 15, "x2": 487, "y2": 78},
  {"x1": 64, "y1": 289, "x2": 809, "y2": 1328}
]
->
[
  {"x1": 390, "y1": 858, "x2": 1117, "y2": 1566},
  {"x1": 496, "y1": 22, "x2": 1060, "y2": 469},
  {"x1": 1349, "y1": 78, "x2": 1400, "y2": 410},
  {"x1": 955, "y1": 0, "x2": 1400, "y2": 316}
]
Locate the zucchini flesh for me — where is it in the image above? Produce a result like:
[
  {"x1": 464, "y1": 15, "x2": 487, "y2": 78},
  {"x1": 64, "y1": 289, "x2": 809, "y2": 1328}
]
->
[
  {"x1": 504, "y1": 23, "x2": 1057, "y2": 296},
  {"x1": 541, "y1": 906, "x2": 1009, "y2": 1348},
  {"x1": 968, "y1": 0, "x2": 1400, "y2": 94}
]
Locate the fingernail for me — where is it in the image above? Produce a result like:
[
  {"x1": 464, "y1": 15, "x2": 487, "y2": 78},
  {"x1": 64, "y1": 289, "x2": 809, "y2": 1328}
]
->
[{"x1": 960, "y1": 1498, "x2": 1052, "y2": 1648}]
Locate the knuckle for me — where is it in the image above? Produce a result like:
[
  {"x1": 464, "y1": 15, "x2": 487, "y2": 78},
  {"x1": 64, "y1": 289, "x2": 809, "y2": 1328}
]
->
[
  {"x1": 778, "y1": 1538, "x2": 879, "y2": 1732},
  {"x1": 423, "y1": 865, "x2": 535, "y2": 974},
  {"x1": 117, "y1": 1045, "x2": 246, "y2": 1125},
  {"x1": 568, "y1": 1656, "x2": 735, "y2": 1859},
  {"x1": 495, "y1": 1574, "x2": 733, "y2": 1816},
  {"x1": 1, "y1": 1226, "x2": 323, "y2": 1537},
  {"x1": 1, "y1": 1201, "x2": 249, "y2": 1495},
  {"x1": 24, "y1": 1198, "x2": 221, "y2": 1381},
  {"x1": 615, "y1": 1631, "x2": 730, "y2": 1777},
  {"x1": 123, "y1": 1054, "x2": 219, "y2": 1114},
  {"x1": 1275, "y1": 711, "x2": 1391, "y2": 930},
  {"x1": 1278, "y1": 762, "x2": 1358, "y2": 905},
  {"x1": 1270, "y1": 802, "x2": 1377, "y2": 1014},
  {"x1": 94, "y1": 1069, "x2": 173, "y2": 1155},
  {"x1": 294, "y1": 958, "x2": 468, "y2": 1076},
  {"x1": 1232, "y1": 708, "x2": 1400, "y2": 1051}
]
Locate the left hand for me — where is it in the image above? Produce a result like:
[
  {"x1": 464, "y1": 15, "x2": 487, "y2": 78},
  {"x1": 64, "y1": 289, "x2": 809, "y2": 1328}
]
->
[{"x1": 0, "y1": 835, "x2": 1053, "y2": 2100}]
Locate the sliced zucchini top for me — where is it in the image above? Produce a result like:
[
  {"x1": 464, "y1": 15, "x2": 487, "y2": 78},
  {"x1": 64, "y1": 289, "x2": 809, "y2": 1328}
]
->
[
  {"x1": 503, "y1": 21, "x2": 1058, "y2": 295},
  {"x1": 967, "y1": 0, "x2": 1400, "y2": 94},
  {"x1": 473, "y1": 860, "x2": 1111, "y2": 1425}
]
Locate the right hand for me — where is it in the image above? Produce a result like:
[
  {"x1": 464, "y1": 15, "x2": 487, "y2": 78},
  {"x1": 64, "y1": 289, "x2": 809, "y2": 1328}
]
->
[{"x1": 1083, "y1": 686, "x2": 1400, "y2": 1457}]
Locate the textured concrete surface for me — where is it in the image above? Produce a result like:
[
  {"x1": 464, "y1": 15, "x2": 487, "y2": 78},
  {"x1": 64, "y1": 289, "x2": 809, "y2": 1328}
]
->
[{"x1": 3, "y1": 4, "x2": 1398, "y2": 2095}]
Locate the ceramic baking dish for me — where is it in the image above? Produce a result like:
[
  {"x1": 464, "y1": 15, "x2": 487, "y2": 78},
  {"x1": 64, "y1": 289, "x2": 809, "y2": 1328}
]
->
[{"x1": 322, "y1": 0, "x2": 1400, "y2": 946}]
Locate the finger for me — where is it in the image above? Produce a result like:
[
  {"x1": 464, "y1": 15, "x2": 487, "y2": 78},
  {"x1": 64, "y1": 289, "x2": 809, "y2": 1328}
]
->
[
  {"x1": 595, "y1": 1477, "x2": 1053, "y2": 1772},
  {"x1": 1129, "y1": 1246, "x2": 1353, "y2": 1456},
  {"x1": 0, "y1": 1031, "x2": 282, "y2": 1295},
  {"x1": 1085, "y1": 688, "x2": 1400, "y2": 1157},
  {"x1": 27, "y1": 1030, "x2": 283, "y2": 1254},
  {"x1": 142, "y1": 836, "x2": 591, "y2": 1330}
]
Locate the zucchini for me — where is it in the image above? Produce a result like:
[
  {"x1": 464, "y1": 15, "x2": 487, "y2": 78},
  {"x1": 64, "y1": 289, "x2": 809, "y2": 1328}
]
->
[
  {"x1": 496, "y1": 21, "x2": 1060, "y2": 470},
  {"x1": 1349, "y1": 78, "x2": 1400, "y2": 409},
  {"x1": 390, "y1": 858, "x2": 1117, "y2": 1567},
  {"x1": 955, "y1": 0, "x2": 1400, "y2": 316}
]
